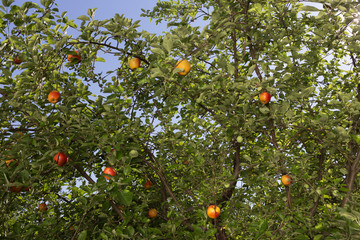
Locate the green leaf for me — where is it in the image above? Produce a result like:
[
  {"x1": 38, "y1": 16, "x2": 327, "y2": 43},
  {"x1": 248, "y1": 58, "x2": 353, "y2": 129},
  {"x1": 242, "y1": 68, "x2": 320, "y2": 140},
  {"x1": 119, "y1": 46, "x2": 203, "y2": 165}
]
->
[
  {"x1": 299, "y1": 6, "x2": 319, "y2": 11},
  {"x1": 151, "y1": 67, "x2": 165, "y2": 78},
  {"x1": 163, "y1": 35, "x2": 173, "y2": 53},
  {"x1": 236, "y1": 136, "x2": 243, "y2": 143},
  {"x1": 78, "y1": 197, "x2": 88, "y2": 205},
  {"x1": 314, "y1": 235, "x2": 323, "y2": 240},
  {"x1": 151, "y1": 47, "x2": 165, "y2": 56},
  {"x1": 302, "y1": 87, "x2": 315, "y2": 97},
  {"x1": 129, "y1": 150, "x2": 138, "y2": 158},
  {"x1": 351, "y1": 134, "x2": 360, "y2": 145},
  {"x1": 253, "y1": 3, "x2": 262, "y2": 13},
  {"x1": 126, "y1": 226, "x2": 135, "y2": 236},
  {"x1": 96, "y1": 57, "x2": 106, "y2": 62},
  {"x1": 118, "y1": 190, "x2": 133, "y2": 206},
  {"x1": 248, "y1": 65, "x2": 256, "y2": 75},
  {"x1": 78, "y1": 230, "x2": 87, "y2": 240},
  {"x1": 259, "y1": 107, "x2": 269, "y2": 114},
  {"x1": 100, "y1": 232, "x2": 108, "y2": 240},
  {"x1": 2, "y1": 0, "x2": 14, "y2": 7},
  {"x1": 77, "y1": 15, "x2": 90, "y2": 21}
]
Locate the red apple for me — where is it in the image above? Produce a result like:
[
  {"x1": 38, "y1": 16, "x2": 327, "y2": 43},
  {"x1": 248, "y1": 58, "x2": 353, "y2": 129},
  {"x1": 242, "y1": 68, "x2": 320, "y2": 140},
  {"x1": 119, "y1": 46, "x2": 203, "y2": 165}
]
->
[
  {"x1": 48, "y1": 91, "x2": 61, "y2": 104},
  {"x1": 5, "y1": 159, "x2": 18, "y2": 167},
  {"x1": 144, "y1": 180, "x2": 153, "y2": 189},
  {"x1": 148, "y1": 208, "x2": 157, "y2": 218},
  {"x1": 104, "y1": 167, "x2": 116, "y2": 180},
  {"x1": 39, "y1": 203, "x2": 48, "y2": 212},
  {"x1": 13, "y1": 57, "x2": 22, "y2": 64},
  {"x1": 53, "y1": 152, "x2": 68, "y2": 167},
  {"x1": 281, "y1": 175, "x2": 292, "y2": 186},
  {"x1": 67, "y1": 51, "x2": 81, "y2": 63},
  {"x1": 259, "y1": 92, "x2": 271, "y2": 104},
  {"x1": 207, "y1": 205, "x2": 221, "y2": 219},
  {"x1": 9, "y1": 185, "x2": 23, "y2": 193}
]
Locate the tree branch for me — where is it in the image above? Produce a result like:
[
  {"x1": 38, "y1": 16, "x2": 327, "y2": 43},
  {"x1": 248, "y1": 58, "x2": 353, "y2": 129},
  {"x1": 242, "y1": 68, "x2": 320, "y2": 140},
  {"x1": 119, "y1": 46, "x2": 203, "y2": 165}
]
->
[{"x1": 73, "y1": 163, "x2": 124, "y2": 220}]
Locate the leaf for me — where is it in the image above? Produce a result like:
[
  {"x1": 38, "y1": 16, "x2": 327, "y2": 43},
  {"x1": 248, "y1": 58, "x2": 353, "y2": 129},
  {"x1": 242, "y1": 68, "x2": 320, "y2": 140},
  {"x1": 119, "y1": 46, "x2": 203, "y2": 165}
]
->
[
  {"x1": 253, "y1": 3, "x2": 262, "y2": 13},
  {"x1": 118, "y1": 190, "x2": 133, "y2": 206},
  {"x1": 259, "y1": 107, "x2": 270, "y2": 114},
  {"x1": 299, "y1": 6, "x2": 320, "y2": 11},
  {"x1": 302, "y1": 87, "x2": 315, "y2": 97},
  {"x1": 126, "y1": 226, "x2": 135, "y2": 236},
  {"x1": 163, "y1": 35, "x2": 173, "y2": 53},
  {"x1": 283, "y1": 73, "x2": 291, "y2": 81},
  {"x1": 77, "y1": 15, "x2": 90, "y2": 21},
  {"x1": 150, "y1": 67, "x2": 165, "y2": 78},
  {"x1": 151, "y1": 47, "x2": 165, "y2": 56},
  {"x1": 255, "y1": 220, "x2": 268, "y2": 239},
  {"x1": 351, "y1": 134, "x2": 360, "y2": 145},
  {"x1": 248, "y1": 65, "x2": 256, "y2": 75},
  {"x1": 78, "y1": 197, "x2": 88, "y2": 205},
  {"x1": 96, "y1": 57, "x2": 106, "y2": 62},
  {"x1": 314, "y1": 235, "x2": 323, "y2": 240},
  {"x1": 99, "y1": 232, "x2": 109, "y2": 240},
  {"x1": 2, "y1": 0, "x2": 14, "y2": 7},
  {"x1": 78, "y1": 230, "x2": 87, "y2": 240}
]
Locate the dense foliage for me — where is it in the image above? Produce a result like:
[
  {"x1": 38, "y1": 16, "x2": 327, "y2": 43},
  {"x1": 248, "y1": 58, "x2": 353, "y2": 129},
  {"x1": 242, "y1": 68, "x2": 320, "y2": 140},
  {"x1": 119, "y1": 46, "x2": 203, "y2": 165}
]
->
[{"x1": 2, "y1": 0, "x2": 360, "y2": 239}]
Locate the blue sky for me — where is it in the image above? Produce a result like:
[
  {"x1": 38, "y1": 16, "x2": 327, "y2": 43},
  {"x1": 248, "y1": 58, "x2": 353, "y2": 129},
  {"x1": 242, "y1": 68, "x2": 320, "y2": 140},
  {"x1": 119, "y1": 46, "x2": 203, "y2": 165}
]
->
[
  {"x1": 15, "y1": 0, "x2": 166, "y2": 33},
  {"x1": 56, "y1": 0, "x2": 165, "y2": 32}
]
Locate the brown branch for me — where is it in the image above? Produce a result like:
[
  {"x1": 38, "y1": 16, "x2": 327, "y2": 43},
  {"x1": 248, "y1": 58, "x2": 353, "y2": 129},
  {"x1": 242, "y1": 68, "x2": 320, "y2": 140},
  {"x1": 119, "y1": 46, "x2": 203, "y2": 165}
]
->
[
  {"x1": 219, "y1": 141, "x2": 241, "y2": 204},
  {"x1": 73, "y1": 163, "x2": 124, "y2": 220},
  {"x1": 55, "y1": 193, "x2": 72, "y2": 204},
  {"x1": 73, "y1": 164, "x2": 95, "y2": 184},
  {"x1": 142, "y1": 145, "x2": 181, "y2": 209},
  {"x1": 286, "y1": 186, "x2": 292, "y2": 209},
  {"x1": 341, "y1": 148, "x2": 360, "y2": 206},
  {"x1": 310, "y1": 149, "x2": 325, "y2": 217},
  {"x1": 248, "y1": 42, "x2": 263, "y2": 82},
  {"x1": 231, "y1": 30, "x2": 239, "y2": 79},
  {"x1": 142, "y1": 144, "x2": 194, "y2": 231},
  {"x1": 283, "y1": 129, "x2": 305, "y2": 150},
  {"x1": 242, "y1": 1, "x2": 263, "y2": 82},
  {"x1": 68, "y1": 40, "x2": 150, "y2": 65},
  {"x1": 272, "y1": 222, "x2": 285, "y2": 236},
  {"x1": 302, "y1": 178, "x2": 330, "y2": 215}
]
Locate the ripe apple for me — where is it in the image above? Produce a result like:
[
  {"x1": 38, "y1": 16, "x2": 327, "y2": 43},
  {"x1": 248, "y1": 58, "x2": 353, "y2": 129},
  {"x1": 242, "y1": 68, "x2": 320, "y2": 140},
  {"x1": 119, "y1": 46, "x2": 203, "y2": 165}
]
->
[
  {"x1": 53, "y1": 152, "x2": 68, "y2": 167},
  {"x1": 39, "y1": 203, "x2": 48, "y2": 212},
  {"x1": 48, "y1": 91, "x2": 61, "y2": 104},
  {"x1": 104, "y1": 167, "x2": 116, "y2": 180},
  {"x1": 69, "y1": 226, "x2": 77, "y2": 233},
  {"x1": 144, "y1": 180, "x2": 152, "y2": 189},
  {"x1": 6, "y1": 159, "x2": 18, "y2": 167},
  {"x1": 175, "y1": 59, "x2": 191, "y2": 76},
  {"x1": 207, "y1": 205, "x2": 221, "y2": 219},
  {"x1": 67, "y1": 51, "x2": 81, "y2": 63},
  {"x1": 259, "y1": 92, "x2": 271, "y2": 104},
  {"x1": 129, "y1": 57, "x2": 141, "y2": 70},
  {"x1": 13, "y1": 56, "x2": 22, "y2": 64},
  {"x1": 148, "y1": 208, "x2": 157, "y2": 218},
  {"x1": 281, "y1": 175, "x2": 292, "y2": 186},
  {"x1": 9, "y1": 185, "x2": 23, "y2": 193}
]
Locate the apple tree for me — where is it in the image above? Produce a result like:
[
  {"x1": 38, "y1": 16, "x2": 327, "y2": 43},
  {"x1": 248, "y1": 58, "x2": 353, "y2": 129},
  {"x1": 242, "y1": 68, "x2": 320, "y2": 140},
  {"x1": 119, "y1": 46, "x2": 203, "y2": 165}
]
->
[{"x1": 2, "y1": 0, "x2": 360, "y2": 239}]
